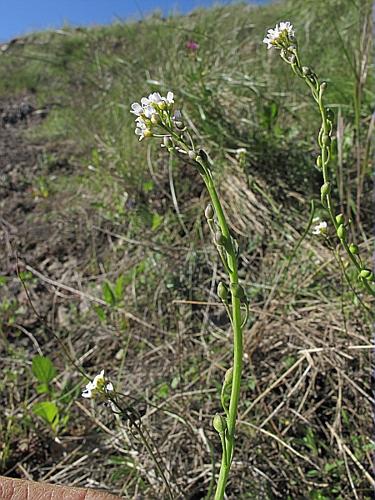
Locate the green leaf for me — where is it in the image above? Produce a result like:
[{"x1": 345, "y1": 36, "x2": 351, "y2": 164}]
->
[
  {"x1": 114, "y1": 275, "x2": 125, "y2": 301},
  {"x1": 33, "y1": 401, "x2": 59, "y2": 429},
  {"x1": 102, "y1": 281, "x2": 116, "y2": 306},
  {"x1": 36, "y1": 383, "x2": 49, "y2": 394},
  {"x1": 151, "y1": 213, "x2": 162, "y2": 231},
  {"x1": 94, "y1": 305, "x2": 106, "y2": 322},
  {"x1": 32, "y1": 356, "x2": 56, "y2": 384},
  {"x1": 157, "y1": 383, "x2": 169, "y2": 399}
]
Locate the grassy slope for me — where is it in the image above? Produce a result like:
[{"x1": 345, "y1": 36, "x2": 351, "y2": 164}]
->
[{"x1": 0, "y1": 0, "x2": 374, "y2": 498}]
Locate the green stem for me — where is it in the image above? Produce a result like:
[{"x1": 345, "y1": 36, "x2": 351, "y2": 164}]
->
[
  {"x1": 201, "y1": 172, "x2": 243, "y2": 499},
  {"x1": 291, "y1": 51, "x2": 375, "y2": 297}
]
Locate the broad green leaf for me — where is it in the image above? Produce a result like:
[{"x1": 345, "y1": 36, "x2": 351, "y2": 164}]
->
[
  {"x1": 36, "y1": 382, "x2": 49, "y2": 394},
  {"x1": 151, "y1": 213, "x2": 162, "y2": 231},
  {"x1": 32, "y1": 355, "x2": 56, "y2": 384},
  {"x1": 94, "y1": 305, "x2": 106, "y2": 322},
  {"x1": 33, "y1": 401, "x2": 59, "y2": 427},
  {"x1": 102, "y1": 281, "x2": 116, "y2": 306}
]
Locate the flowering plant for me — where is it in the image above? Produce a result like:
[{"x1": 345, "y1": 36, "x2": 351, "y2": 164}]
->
[
  {"x1": 130, "y1": 91, "x2": 248, "y2": 499},
  {"x1": 264, "y1": 22, "x2": 375, "y2": 295}
]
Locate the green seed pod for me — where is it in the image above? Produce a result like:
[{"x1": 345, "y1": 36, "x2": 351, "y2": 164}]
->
[
  {"x1": 337, "y1": 224, "x2": 346, "y2": 240},
  {"x1": 316, "y1": 156, "x2": 322, "y2": 168},
  {"x1": 213, "y1": 414, "x2": 227, "y2": 434},
  {"x1": 322, "y1": 134, "x2": 331, "y2": 146},
  {"x1": 215, "y1": 230, "x2": 226, "y2": 247},
  {"x1": 359, "y1": 269, "x2": 372, "y2": 279},
  {"x1": 230, "y1": 283, "x2": 245, "y2": 300},
  {"x1": 224, "y1": 367, "x2": 233, "y2": 385},
  {"x1": 205, "y1": 203, "x2": 214, "y2": 220},
  {"x1": 188, "y1": 150, "x2": 197, "y2": 161},
  {"x1": 335, "y1": 214, "x2": 345, "y2": 225},
  {"x1": 302, "y1": 66, "x2": 312, "y2": 76},
  {"x1": 163, "y1": 136, "x2": 173, "y2": 149},
  {"x1": 217, "y1": 282, "x2": 229, "y2": 301},
  {"x1": 320, "y1": 182, "x2": 330, "y2": 196},
  {"x1": 349, "y1": 244, "x2": 359, "y2": 255},
  {"x1": 326, "y1": 108, "x2": 334, "y2": 122}
]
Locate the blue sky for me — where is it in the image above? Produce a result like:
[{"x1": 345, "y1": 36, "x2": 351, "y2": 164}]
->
[{"x1": 0, "y1": 0, "x2": 269, "y2": 43}]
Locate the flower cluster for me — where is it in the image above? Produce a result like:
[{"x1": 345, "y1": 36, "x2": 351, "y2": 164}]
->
[
  {"x1": 263, "y1": 21, "x2": 295, "y2": 50},
  {"x1": 82, "y1": 369, "x2": 113, "y2": 399},
  {"x1": 130, "y1": 91, "x2": 174, "y2": 141},
  {"x1": 312, "y1": 217, "x2": 328, "y2": 236}
]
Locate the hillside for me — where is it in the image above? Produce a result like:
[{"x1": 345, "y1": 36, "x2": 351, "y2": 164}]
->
[{"x1": 0, "y1": 0, "x2": 374, "y2": 498}]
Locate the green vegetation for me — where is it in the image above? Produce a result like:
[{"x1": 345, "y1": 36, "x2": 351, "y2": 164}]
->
[{"x1": 0, "y1": 0, "x2": 373, "y2": 498}]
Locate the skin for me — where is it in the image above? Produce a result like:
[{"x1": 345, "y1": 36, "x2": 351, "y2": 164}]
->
[{"x1": 0, "y1": 477, "x2": 120, "y2": 500}]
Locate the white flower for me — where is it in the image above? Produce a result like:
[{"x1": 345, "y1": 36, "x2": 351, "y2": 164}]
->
[
  {"x1": 163, "y1": 91, "x2": 174, "y2": 105},
  {"x1": 82, "y1": 369, "x2": 105, "y2": 399},
  {"x1": 312, "y1": 217, "x2": 328, "y2": 235},
  {"x1": 130, "y1": 102, "x2": 144, "y2": 116},
  {"x1": 263, "y1": 21, "x2": 295, "y2": 50},
  {"x1": 148, "y1": 92, "x2": 163, "y2": 104},
  {"x1": 135, "y1": 117, "x2": 150, "y2": 141}
]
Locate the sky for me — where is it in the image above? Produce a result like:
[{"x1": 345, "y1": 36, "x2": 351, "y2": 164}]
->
[{"x1": 0, "y1": 0, "x2": 269, "y2": 43}]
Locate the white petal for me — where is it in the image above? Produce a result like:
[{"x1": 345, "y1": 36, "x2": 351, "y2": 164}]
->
[
  {"x1": 106, "y1": 382, "x2": 114, "y2": 392},
  {"x1": 130, "y1": 102, "x2": 143, "y2": 115}
]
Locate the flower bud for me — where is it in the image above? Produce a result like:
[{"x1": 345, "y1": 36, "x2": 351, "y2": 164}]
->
[
  {"x1": 335, "y1": 214, "x2": 345, "y2": 225},
  {"x1": 359, "y1": 269, "x2": 373, "y2": 280},
  {"x1": 144, "y1": 129, "x2": 153, "y2": 138},
  {"x1": 217, "y1": 282, "x2": 229, "y2": 301},
  {"x1": 320, "y1": 82, "x2": 327, "y2": 92},
  {"x1": 337, "y1": 224, "x2": 346, "y2": 240},
  {"x1": 205, "y1": 203, "x2": 214, "y2": 220},
  {"x1": 316, "y1": 156, "x2": 322, "y2": 168},
  {"x1": 188, "y1": 150, "x2": 197, "y2": 161},
  {"x1": 215, "y1": 230, "x2": 226, "y2": 246},
  {"x1": 151, "y1": 114, "x2": 159, "y2": 125},
  {"x1": 213, "y1": 414, "x2": 227, "y2": 434},
  {"x1": 349, "y1": 244, "x2": 359, "y2": 255},
  {"x1": 158, "y1": 101, "x2": 166, "y2": 111}
]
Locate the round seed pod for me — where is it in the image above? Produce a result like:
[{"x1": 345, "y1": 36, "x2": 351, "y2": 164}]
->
[
  {"x1": 337, "y1": 224, "x2": 346, "y2": 240},
  {"x1": 349, "y1": 244, "x2": 359, "y2": 255},
  {"x1": 205, "y1": 203, "x2": 214, "y2": 220},
  {"x1": 335, "y1": 214, "x2": 345, "y2": 225},
  {"x1": 217, "y1": 282, "x2": 229, "y2": 301},
  {"x1": 320, "y1": 182, "x2": 330, "y2": 196},
  {"x1": 359, "y1": 269, "x2": 372, "y2": 280},
  {"x1": 213, "y1": 414, "x2": 227, "y2": 434}
]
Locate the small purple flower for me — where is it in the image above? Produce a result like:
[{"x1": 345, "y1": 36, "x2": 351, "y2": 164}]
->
[{"x1": 186, "y1": 40, "x2": 199, "y2": 51}]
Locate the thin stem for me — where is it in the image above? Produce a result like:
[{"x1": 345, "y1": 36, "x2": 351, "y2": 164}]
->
[{"x1": 201, "y1": 171, "x2": 243, "y2": 499}]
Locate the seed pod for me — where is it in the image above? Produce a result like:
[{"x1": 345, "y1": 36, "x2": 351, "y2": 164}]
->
[
  {"x1": 359, "y1": 269, "x2": 372, "y2": 280},
  {"x1": 205, "y1": 203, "x2": 214, "y2": 220},
  {"x1": 320, "y1": 182, "x2": 330, "y2": 196},
  {"x1": 326, "y1": 108, "x2": 334, "y2": 122},
  {"x1": 215, "y1": 230, "x2": 226, "y2": 247},
  {"x1": 224, "y1": 367, "x2": 233, "y2": 385},
  {"x1": 335, "y1": 214, "x2": 345, "y2": 225},
  {"x1": 302, "y1": 66, "x2": 312, "y2": 76},
  {"x1": 316, "y1": 156, "x2": 322, "y2": 168},
  {"x1": 213, "y1": 414, "x2": 227, "y2": 434},
  {"x1": 217, "y1": 282, "x2": 229, "y2": 301},
  {"x1": 230, "y1": 283, "x2": 245, "y2": 300},
  {"x1": 337, "y1": 224, "x2": 346, "y2": 240},
  {"x1": 349, "y1": 244, "x2": 359, "y2": 255},
  {"x1": 322, "y1": 134, "x2": 331, "y2": 146}
]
